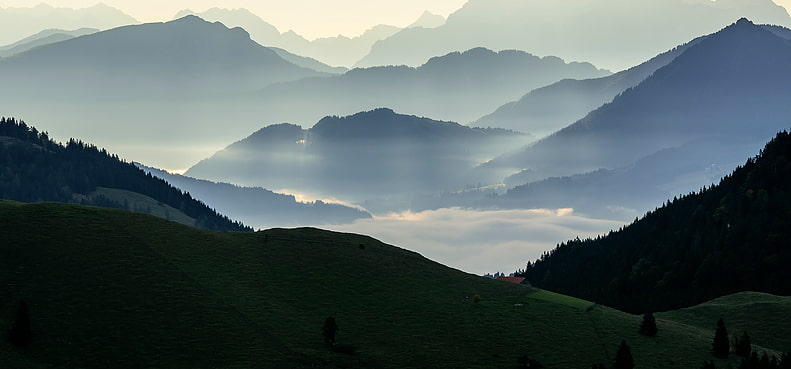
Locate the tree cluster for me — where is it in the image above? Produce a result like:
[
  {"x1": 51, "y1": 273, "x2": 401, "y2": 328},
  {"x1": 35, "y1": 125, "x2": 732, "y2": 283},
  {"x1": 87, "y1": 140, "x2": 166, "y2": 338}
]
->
[
  {"x1": 0, "y1": 117, "x2": 251, "y2": 232},
  {"x1": 701, "y1": 319, "x2": 790, "y2": 369},
  {"x1": 519, "y1": 130, "x2": 791, "y2": 313}
]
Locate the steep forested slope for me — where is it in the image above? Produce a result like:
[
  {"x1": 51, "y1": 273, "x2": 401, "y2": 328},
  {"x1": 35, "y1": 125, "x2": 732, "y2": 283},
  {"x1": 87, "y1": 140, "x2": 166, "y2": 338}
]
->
[
  {"x1": 521, "y1": 131, "x2": 791, "y2": 313},
  {"x1": 0, "y1": 117, "x2": 250, "y2": 231}
]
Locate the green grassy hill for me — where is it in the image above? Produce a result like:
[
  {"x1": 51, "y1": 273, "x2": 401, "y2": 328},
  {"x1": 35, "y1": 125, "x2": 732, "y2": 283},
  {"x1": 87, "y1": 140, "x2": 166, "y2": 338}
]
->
[
  {"x1": 0, "y1": 201, "x2": 785, "y2": 368},
  {"x1": 657, "y1": 292, "x2": 791, "y2": 354}
]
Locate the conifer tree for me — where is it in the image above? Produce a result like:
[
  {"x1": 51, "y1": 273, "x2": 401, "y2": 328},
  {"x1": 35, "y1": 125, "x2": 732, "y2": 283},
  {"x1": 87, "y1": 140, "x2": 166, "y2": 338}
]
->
[
  {"x1": 734, "y1": 331, "x2": 752, "y2": 357},
  {"x1": 322, "y1": 316, "x2": 338, "y2": 346},
  {"x1": 9, "y1": 300, "x2": 32, "y2": 347},
  {"x1": 640, "y1": 312, "x2": 658, "y2": 336},
  {"x1": 713, "y1": 318, "x2": 729, "y2": 358},
  {"x1": 613, "y1": 340, "x2": 634, "y2": 369}
]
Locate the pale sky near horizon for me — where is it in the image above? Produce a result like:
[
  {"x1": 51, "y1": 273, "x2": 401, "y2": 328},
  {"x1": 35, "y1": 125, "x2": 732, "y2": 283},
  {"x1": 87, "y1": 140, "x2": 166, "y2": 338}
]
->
[{"x1": 0, "y1": 0, "x2": 469, "y2": 39}]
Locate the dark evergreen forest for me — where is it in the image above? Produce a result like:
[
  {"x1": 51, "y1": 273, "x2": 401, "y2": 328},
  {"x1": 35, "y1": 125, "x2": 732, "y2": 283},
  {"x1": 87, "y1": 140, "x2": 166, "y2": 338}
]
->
[
  {"x1": 519, "y1": 130, "x2": 791, "y2": 313},
  {"x1": 0, "y1": 117, "x2": 251, "y2": 232}
]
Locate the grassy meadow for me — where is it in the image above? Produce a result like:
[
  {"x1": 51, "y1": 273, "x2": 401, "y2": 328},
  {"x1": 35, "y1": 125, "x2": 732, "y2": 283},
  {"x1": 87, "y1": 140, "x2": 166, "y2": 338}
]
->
[{"x1": 0, "y1": 201, "x2": 787, "y2": 368}]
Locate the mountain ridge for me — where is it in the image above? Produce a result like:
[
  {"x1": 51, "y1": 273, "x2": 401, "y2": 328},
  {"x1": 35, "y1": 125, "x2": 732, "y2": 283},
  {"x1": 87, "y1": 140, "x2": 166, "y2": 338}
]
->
[
  {"x1": 0, "y1": 117, "x2": 251, "y2": 232},
  {"x1": 520, "y1": 129, "x2": 791, "y2": 313},
  {"x1": 355, "y1": 0, "x2": 791, "y2": 71},
  {"x1": 489, "y1": 18, "x2": 791, "y2": 180}
]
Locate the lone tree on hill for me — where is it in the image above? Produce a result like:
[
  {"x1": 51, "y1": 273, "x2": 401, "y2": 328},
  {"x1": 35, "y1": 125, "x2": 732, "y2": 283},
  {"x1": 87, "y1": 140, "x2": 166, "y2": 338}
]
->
[
  {"x1": 640, "y1": 312, "x2": 658, "y2": 336},
  {"x1": 613, "y1": 340, "x2": 635, "y2": 369},
  {"x1": 518, "y1": 355, "x2": 544, "y2": 368},
  {"x1": 322, "y1": 316, "x2": 338, "y2": 346},
  {"x1": 713, "y1": 318, "x2": 730, "y2": 358},
  {"x1": 9, "y1": 300, "x2": 32, "y2": 347},
  {"x1": 733, "y1": 331, "x2": 752, "y2": 357}
]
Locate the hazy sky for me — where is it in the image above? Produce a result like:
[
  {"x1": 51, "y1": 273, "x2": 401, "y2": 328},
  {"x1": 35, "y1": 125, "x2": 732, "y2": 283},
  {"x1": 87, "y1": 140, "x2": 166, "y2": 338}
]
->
[{"x1": 1, "y1": 1, "x2": 468, "y2": 39}]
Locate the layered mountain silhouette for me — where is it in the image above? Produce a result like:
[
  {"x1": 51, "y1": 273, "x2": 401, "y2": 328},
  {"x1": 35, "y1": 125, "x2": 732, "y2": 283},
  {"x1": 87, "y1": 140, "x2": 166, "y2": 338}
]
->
[
  {"x1": 0, "y1": 15, "x2": 327, "y2": 97},
  {"x1": 473, "y1": 36, "x2": 705, "y2": 136},
  {"x1": 355, "y1": 0, "x2": 791, "y2": 71},
  {"x1": 185, "y1": 109, "x2": 525, "y2": 211},
  {"x1": 241, "y1": 47, "x2": 609, "y2": 127},
  {"x1": 175, "y1": 7, "x2": 430, "y2": 68},
  {"x1": 0, "y1": 15, "x2": 334, "y2": 166},
  {"x1": 0, "y1": 28, "x2": 97, "y2": 57},
  {"x1": 520, "y1": 130, "x2": 791, "y2": 313},
  {"x1": 478, "y1": 19, "x2": 791, "y2": 218},
  {"x1": 0, "y1": 3, "x2": 136, "y2": 46},
  {"x1": 0, "y1": 117, "x2": 250, "y2": 232},
  {"x1": 138, "y1": 164, "x2": 371, "y2": 227}
]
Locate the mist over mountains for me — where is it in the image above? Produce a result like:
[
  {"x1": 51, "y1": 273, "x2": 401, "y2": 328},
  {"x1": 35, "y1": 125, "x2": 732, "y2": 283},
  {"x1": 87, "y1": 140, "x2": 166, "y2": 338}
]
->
[
  {"x1": 0, "y1": 15, "x2": 325, "y2": 98},
  {"x1": 0, "y1": 15, "x2": 332, "y2": 168},
  {"x1": 186, "y1": 108, "x2": 526, "y2": 212},
  {"x1": 473, "y1": 35, "x2": 705, "y2": 135},
  {"x1": 0, "y1": 14, "x2": 606, "y2": 169},
  {"x1": 138, "y1": 164, "x2": 371, "y2": 228},
  {"x1": 475, "y1": 19, "x2": 791, "y2": 218},
  {"x1": 0, "y1": 3, "x2": 137, "y2": 46},
  {"x1": 0, "y1": 28, "x2": 98, "y2": 58},
  {"x1": 2, "y1": 1, "x2": 791, "y2": 292},
  {"x1": 242, "y1": 47, "x2": 609, "y2": 127},
  {"x1": 356, "y1": 0, "x2": 791, "y2": 71},
  {"x1": 175, "y1": 7, "x2": 443, "y2": 68}
]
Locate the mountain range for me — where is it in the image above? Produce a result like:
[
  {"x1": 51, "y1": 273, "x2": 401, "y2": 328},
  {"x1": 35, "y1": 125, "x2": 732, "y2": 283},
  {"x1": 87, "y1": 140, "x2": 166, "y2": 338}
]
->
[
  {"x1": 473, "y1": 34, "x2": 705, "y2": 136},
  {"x1": 138, "y1": 164, "x2": 371, "y2": 228},
  {"x1": 474, "y1": 19, "x2": 791, "y2": 218},
  {"x1": 0, "y1": 27, "x2": 98, "y2": 58},
  {"x1": 0, "y1": 3, "x2": 137, "y2": 46},
  {"x1": 175, "y1": 7, "x2": 444, "y2": 68},
  {"x1": 355, "y1": 0, "x2": 791, "y2": 71},
  {"x1": 240, "y1": 47, "x2": 609, "y2": 127},
  {"x1": 0, "y1": 15, "x2": 326, "y2": 98},
  {"x1": 185, "y1": 108, "x2": 526, "y2": 212},
  {"x1": 0, "y1": 15, "x2": 335, "y2": 169},
  {"x1": 0, "y1": 15, "x2": 606, "y2": 169}
]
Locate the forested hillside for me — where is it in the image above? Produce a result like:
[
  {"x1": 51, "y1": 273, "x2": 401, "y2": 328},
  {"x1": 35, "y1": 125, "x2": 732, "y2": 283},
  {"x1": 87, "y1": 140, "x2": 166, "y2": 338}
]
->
[
  {"x1": 0, "y1": 117, "x2": 250, "y2": 232},
  {"x1": 520, "y1": 130, "x2": 791, "y2": 313}
]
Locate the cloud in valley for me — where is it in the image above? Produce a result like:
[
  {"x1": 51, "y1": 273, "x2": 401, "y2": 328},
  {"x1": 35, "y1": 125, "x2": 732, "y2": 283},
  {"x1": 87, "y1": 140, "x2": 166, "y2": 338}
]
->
[{"x1": 324, "y1": 208, "x2": 626, "y2": 276}]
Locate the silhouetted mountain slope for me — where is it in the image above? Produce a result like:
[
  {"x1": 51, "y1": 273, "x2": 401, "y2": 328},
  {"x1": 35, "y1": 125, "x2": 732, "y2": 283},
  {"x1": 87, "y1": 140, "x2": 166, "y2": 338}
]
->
[
  {"x1": 0, "y1": 15, "x2": 326, "y2": 98},
  {"x1": 408, "y1": 10, "x2": 446, "y2": 29},
  {"x1": 244, "y1": 47, "x2": 609, "y2": 126},
  {"x1": 0, "y1": 28, "x2": 97, "y2": 57},
  {"x1": 494, "y1": 139, "x2": 760, "y2": 220},
  {"x1": 0, "y1": 3, "x2": 136, "y2": 45},
  {"x1": 520, "y1": 130, "x2": 791, "y2": 313},
  {"x1": 186, "y1": 109, "x2": 525, "y2": 210},
  {"x1": 356, "y1": 0, "x2": 791, "y2": 71},
  {"x1": 474, "y1": 36, "x2": 704, "y2": 135},
  {"x1": 0, "y1": 117, "x2": 250, "y2": 232},
  {"x1": 176, "y1": 8, "x2": 402, "y2": 68},
  {"x1": 764, "y1": 23, "x2": 791, "y2": 39},
  {"x1": 138, "y1": 164, "x2": 371, "y2": 227},
  {"x1": 490, "y1": 19, "x2": 791, "y2": 180},
  {"x1": 6, "y1": 201, "x2": 784, "y2": 368},
  {"x1": 269, "y1": 47, "x2": 347, "y2": 74}
]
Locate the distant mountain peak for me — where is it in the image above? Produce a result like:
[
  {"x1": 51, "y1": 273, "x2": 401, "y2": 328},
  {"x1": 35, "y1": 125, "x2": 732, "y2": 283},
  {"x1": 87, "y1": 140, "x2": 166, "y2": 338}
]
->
[
  {"x1": 735, "y1": 17, "x2": 756, "y2": 26},
  {"x1": 409, "y1": 10, "x2": 446, "y2": 29}
]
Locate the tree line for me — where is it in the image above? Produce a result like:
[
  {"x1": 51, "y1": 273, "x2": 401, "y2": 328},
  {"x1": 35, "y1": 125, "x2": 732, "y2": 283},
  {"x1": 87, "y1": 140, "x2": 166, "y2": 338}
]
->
[
  {"x1": 0, "y1": 117, "x2": 251, "y2": 232},
  {"x1": 518, "y1": 130, "x2": 791, "y2": 313}
]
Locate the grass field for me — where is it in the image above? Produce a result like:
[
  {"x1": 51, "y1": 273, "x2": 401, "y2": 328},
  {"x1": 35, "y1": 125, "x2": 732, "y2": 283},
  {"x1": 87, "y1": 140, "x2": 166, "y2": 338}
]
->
[
  {"x1": 0, "y1": 201, "x2": 787, "y2": 368},
  {"x1": 86, "y1": 186, "x2": 195, "y2": 226}
]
